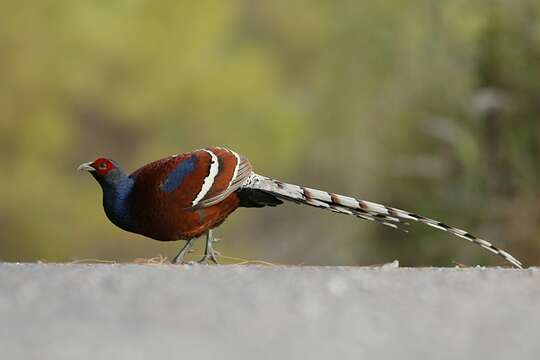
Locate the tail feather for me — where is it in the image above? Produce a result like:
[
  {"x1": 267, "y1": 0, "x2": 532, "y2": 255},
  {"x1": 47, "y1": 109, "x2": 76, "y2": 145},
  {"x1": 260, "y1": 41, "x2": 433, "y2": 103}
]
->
[{"x1": 242, "y1": 174, "x2": 523, "y2": 269}]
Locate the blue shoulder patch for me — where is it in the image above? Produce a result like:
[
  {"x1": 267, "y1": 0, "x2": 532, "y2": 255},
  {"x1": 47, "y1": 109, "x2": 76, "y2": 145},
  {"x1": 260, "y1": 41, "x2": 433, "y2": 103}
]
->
[{"x1": 161, "y1": 155, "x2": 197, "y2": 193}]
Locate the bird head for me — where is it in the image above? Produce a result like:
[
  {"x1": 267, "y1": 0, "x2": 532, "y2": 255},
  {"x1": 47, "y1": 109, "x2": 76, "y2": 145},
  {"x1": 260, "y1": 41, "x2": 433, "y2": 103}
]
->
[{"x1": 78, "y1": 158, "x2": 126, "y2": 187}]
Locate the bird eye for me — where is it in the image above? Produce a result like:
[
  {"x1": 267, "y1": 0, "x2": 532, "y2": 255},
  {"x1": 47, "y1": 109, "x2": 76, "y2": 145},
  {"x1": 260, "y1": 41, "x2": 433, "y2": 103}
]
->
[{"x1": 98, "y1": 162, "x2": 108, "y2": 170}]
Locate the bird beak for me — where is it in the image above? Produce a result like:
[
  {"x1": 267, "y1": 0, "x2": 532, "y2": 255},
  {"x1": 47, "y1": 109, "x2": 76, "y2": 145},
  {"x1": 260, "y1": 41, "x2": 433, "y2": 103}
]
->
[{"x1": 77, "y1": 162, "x2": 96, "y2": 172}]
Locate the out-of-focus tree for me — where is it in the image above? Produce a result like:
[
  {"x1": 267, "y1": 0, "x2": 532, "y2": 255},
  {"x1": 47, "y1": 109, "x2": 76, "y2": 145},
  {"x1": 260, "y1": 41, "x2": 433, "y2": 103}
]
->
[{"x1": 0, "y1": 0, "x2": 538, "y2": 266}]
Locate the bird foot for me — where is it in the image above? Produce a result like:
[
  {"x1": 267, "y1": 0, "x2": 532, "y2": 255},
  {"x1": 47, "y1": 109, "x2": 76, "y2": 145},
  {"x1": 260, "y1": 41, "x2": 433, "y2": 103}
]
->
[
  {"x1": 172, "y1": 239, "x2": 196, "y2": 264},
  {"x1": 198, "y1": 250, "x2": 221, "y2": 265},
  {"x1": 172, "y1": 250, "x2": 194, "y2": 264},
  {"x1": 171, "y1": 255, "x2": 184, "y2": 264}
]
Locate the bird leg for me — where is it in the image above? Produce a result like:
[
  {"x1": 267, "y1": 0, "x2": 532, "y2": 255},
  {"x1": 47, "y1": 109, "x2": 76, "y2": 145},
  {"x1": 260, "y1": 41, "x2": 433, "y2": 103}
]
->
[
  {"x1": 172, "y1": 238, "x2": 197, "y2": 264},
  {"x1": 198, "y1": 229, "x2": 220, "y2": 264}
]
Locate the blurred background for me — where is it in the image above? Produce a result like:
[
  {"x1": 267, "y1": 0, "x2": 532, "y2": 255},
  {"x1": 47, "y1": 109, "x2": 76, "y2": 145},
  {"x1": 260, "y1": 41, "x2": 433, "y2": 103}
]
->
[{"x1": 1, "y1": 0, "x2": 539, "y2": 266}]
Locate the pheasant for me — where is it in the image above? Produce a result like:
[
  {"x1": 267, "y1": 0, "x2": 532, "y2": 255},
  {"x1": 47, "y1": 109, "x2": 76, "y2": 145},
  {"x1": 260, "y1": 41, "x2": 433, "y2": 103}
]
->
[{"x1": 78, "y1": 147, "x2": 523, "y2": 268}]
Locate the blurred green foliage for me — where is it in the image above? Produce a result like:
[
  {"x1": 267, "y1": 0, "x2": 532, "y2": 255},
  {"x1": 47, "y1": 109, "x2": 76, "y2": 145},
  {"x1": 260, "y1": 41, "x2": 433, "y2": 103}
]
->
[{"x1": 1, "y1": 0, "x2": 539, "y2": 266}]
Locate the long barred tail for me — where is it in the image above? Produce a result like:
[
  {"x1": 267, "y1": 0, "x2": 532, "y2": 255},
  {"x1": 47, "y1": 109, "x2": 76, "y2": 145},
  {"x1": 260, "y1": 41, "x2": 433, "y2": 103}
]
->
[{"x1": 243, "y1": 173, "x2": 523, "y2": 268}]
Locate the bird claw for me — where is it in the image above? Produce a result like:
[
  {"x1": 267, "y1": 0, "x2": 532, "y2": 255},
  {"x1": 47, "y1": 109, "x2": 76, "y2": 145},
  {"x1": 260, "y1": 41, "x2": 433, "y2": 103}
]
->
[
  {"x1": 198, "y1": 254, "x2": 219, "y2": 265},
  {"x1": 197, "y1": 257, "x2": 210, "y2": 265},
  {"x1": 171, "y1": 255, "x2": 184, "y2": 264},
  {"x1": 197, "y1": 229, "x2": 220, "y2": 264},
  {"x1": 198, "y1": 249, "x2": 220, "y2": 265},
  {"x1": 172, "y1": 239, "x2": 197, "y2": 264},
  {"x1": 172, "y1": 257, "x2": 190, "y2": 265}
]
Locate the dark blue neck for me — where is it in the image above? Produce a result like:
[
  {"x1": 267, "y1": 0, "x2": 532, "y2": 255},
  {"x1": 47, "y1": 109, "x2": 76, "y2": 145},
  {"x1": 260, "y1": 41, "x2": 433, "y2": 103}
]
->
[{"x1": 97, "y1": 173, "x2": 136, "y2": 232}]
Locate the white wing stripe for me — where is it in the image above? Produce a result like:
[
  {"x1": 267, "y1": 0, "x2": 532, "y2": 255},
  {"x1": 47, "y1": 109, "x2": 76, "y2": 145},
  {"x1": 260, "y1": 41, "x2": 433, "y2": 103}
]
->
[
  {"x1": 192, "y1": 149, "x2": 220, "y2": 207},
  {"x1": 227, "y1": 149, "x2": 241, "y2": 192}
]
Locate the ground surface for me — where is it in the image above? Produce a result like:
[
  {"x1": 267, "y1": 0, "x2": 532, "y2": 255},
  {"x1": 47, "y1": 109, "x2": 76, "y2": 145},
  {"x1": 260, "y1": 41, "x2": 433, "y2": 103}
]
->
[{"x1": 0, "y1": 263, "x2": 538, "y2": 359}]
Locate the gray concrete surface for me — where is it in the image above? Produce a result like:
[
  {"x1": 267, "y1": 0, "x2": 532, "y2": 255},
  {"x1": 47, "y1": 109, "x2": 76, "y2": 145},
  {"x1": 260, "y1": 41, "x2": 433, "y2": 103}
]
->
[{"x1": 0, "y1": 263, "x2": 539, "y2": 360}]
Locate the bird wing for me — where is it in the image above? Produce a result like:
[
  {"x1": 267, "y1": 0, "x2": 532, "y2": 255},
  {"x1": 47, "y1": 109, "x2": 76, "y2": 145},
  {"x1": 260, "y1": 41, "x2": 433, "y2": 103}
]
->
[
  {"x1": 141, "y1": 147, "x2": 251, "y2": 209},
  {"x1": 191, "y1": 147, "x2": 253, "y2": 209}
]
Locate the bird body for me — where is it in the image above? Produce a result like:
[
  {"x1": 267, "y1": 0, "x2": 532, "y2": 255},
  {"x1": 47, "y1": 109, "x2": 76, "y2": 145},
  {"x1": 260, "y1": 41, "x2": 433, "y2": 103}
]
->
[
  {"x1": 79, "y1": 147, "x2": 523, "y2": 268},
  {"x1": 85, "y1": 148, "x2": 249, "y2": 242}
]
